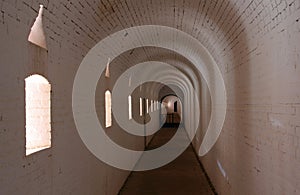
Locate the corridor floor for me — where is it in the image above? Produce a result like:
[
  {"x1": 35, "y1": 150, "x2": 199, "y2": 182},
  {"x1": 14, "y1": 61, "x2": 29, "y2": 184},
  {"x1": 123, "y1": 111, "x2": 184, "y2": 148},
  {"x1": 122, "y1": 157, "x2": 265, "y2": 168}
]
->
[{"x1": 119, "y1": 127, "x2": 215, "y2": 195}]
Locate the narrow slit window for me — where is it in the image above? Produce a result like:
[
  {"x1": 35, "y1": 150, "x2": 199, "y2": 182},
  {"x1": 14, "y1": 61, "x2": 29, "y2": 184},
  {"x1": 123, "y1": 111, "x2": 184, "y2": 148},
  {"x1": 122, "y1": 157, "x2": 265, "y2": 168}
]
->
[
  {"x1": 105, "y1": 90, "x2": 112, "y2": 128},
  {"x1": 151, "y1": 100, "x2": 154, "y2": 112},
  {"x1": 25, "y1": 74, "x2": 51, "y2": 156},
  {"x1": 139, "y1": 98, "x2": 143, "y2": 116},
  {"x1": 128, "y1": 95, "x2": 132, "y2": 120},
  {"x1": 146, "y1": 99, "x2": 149, "y2": 114}
]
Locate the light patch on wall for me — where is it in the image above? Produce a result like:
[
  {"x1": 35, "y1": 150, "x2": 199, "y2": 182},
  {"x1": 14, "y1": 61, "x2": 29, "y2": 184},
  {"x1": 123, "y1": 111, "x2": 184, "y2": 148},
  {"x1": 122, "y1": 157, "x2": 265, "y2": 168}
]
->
[
  {"x1": 217, "y1": 160, "x2": 229, "y2": 181},
  {"x1": 105, "y1": 58, "x2": 111, "y2": 78},
  {"x1": 128, "y1": 75, "x2": 132, "y2": 87},
  {"x1": 25, "y1": 74, "x2": 51, "y2": 156},
  {"x1": 105, "y1": 90, "x2": 112, "y2": 128},
  {"x1": 167, "y1": 101, "x2": 172, "y2": 108},
  {"x1": 28, "y1": 5, "x2": 47, "y2": 50},
  {"x1": 269, "y1": 116, "x2": 283, "y2": 128}
]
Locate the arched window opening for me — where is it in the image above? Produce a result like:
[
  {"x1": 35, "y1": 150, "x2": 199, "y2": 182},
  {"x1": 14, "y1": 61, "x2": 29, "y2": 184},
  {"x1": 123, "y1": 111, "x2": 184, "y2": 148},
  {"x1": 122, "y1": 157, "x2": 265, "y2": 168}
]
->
[
  {"x1": 139, "y1": 98, "x2": 143, "y2": 116},
  {"x1": 128, "y1": 95, "x2": 132, "y2": 120},
  {"x1": 105, "y1": 90, "x2": 112, "y2": 128},
  {"x1": 25, "y1": 74, "x2": 51, "y2": 156}
]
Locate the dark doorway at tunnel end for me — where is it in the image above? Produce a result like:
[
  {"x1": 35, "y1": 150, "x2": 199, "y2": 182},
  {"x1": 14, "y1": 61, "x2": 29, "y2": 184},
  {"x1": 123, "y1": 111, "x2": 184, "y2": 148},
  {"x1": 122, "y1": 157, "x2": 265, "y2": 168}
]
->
[{"x1": 160, "y1": 95, "x2": 183, "y2": 128}]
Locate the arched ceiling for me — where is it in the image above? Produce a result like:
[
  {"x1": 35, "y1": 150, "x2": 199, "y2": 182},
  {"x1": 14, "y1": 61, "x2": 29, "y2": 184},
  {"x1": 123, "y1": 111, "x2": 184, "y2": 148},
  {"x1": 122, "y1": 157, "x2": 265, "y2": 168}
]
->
[
  {"x1": 104, "y1": 47, "x2": 204, "y2": 89},
  {"x1": 56, "y1": 0, "x2": 249, "y2": 66},
  {"x1": 52, "y1": 0, "x2": 291, "y2": 76},
  {"x1": 70, "y1": 0, "x2": 294, "y2": 159},
  {"x1": 73, "y1": 24, "x2": 226, "y2": 160}
]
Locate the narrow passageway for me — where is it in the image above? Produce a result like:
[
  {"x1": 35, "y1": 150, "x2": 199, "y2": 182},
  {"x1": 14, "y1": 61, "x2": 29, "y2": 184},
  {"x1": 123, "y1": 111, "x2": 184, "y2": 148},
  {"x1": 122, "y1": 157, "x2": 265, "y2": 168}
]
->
[{"x1": 119, "y1": 128, "x2": 215, "y2": 195}]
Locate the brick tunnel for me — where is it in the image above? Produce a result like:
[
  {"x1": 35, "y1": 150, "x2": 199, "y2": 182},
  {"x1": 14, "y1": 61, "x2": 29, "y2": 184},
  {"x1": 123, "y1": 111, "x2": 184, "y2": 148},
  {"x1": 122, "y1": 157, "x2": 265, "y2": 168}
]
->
[{"x1": 0, "y1": 0, "x2": 300, "y2": 194}]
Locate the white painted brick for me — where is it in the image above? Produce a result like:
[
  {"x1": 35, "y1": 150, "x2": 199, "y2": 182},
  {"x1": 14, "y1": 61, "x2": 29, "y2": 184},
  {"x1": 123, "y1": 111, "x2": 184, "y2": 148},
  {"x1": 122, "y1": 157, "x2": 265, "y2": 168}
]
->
[{"x1": 1, "y1": 0, "x2": 300, "y2": 194}]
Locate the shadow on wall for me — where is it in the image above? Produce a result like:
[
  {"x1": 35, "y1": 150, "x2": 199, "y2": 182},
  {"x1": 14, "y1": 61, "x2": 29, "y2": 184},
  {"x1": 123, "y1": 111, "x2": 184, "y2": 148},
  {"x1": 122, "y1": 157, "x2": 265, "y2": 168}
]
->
[{"x1": 181, "y1": 1, "x2": 252, "y2": 195}]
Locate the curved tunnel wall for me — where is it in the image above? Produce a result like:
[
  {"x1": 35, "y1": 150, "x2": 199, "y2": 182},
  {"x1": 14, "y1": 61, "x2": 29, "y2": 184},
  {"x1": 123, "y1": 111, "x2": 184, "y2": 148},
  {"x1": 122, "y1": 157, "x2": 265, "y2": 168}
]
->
[{"x1": 0, "y1": 0, "x2": 300, "y2": 194}]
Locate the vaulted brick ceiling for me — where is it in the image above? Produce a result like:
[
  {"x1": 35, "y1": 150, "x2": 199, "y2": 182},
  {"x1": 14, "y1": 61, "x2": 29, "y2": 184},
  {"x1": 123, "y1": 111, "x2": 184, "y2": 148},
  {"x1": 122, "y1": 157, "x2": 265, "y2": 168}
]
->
[{"x1": 47, "y1": 0, "x2": 292, "y2": 76}]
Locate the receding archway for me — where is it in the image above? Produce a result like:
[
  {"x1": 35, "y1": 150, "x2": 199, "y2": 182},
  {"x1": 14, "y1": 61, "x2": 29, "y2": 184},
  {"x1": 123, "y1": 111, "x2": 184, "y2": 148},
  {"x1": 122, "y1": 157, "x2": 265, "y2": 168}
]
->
[{"x1": 160, "y1": 95, "x2": 183, "y2": 128}]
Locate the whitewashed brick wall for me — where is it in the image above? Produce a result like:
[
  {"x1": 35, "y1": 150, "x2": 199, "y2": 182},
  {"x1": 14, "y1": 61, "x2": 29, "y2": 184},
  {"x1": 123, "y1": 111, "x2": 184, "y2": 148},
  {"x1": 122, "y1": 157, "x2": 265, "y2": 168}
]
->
[{"x1": 0, "y1": 0, "x2": 299, "y2": 194}]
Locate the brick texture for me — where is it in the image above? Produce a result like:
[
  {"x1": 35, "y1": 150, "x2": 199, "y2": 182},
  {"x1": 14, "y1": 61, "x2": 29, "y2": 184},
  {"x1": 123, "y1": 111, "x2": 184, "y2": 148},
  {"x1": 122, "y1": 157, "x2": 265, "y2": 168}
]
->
[{"x1": 0, "y1": 0, "x2": 299, "y2": 194}]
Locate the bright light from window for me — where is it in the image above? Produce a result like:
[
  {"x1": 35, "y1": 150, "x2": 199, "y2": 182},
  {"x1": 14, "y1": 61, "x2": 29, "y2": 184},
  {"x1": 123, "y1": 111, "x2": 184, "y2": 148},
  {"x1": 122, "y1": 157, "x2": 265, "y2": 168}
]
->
[
  {"x1": 146, "y1": 99, "x2": 149, "y2": 114},
  {"x1": 128, "y1": 95, "x2": 132, "y2": 120},
  {"x1": 105, "y1": 90, "x2": 112, "y2": 128},
  {"x1": 151, "y1": 100, "x2": 154, "y2": 112},
  {"x1": 168, "y1": 101, "x2": 172, "y2": 108},
  {"x1": 140, "y1": 98, "x2": 143, "y2": 116},
  {"x1": 25, "y1": 74, "x2": 51, "y2": 156}
]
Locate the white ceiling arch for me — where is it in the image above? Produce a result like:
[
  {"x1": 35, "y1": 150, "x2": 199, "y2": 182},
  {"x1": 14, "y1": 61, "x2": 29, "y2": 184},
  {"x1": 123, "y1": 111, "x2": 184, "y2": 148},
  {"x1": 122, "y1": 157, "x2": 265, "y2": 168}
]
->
[{"x1": 73, "y1": 25, "x2": 227, "y2": 171}]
